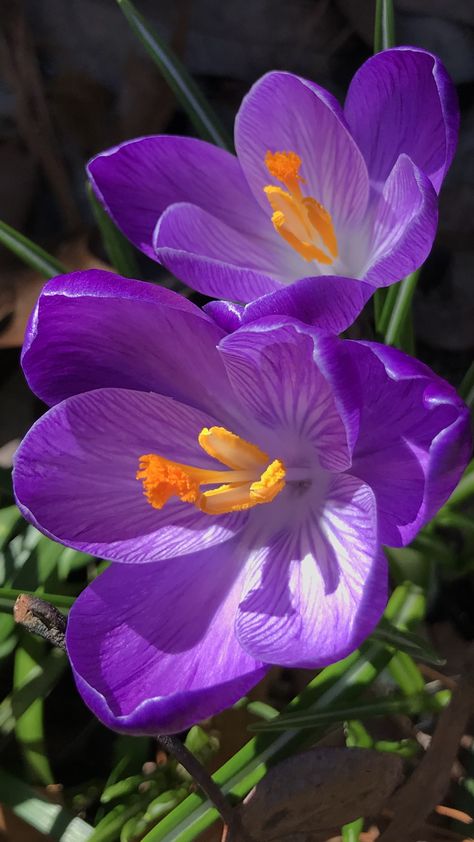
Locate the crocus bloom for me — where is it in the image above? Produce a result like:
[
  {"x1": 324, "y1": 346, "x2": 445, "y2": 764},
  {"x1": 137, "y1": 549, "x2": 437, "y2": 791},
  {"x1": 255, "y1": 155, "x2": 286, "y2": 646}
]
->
[
  {"x1": 88, "y1": 48, "x2": 458, "y2": 326},
  {"x1": 14, "y1": 270, "x2": 470, "y2": 734}
]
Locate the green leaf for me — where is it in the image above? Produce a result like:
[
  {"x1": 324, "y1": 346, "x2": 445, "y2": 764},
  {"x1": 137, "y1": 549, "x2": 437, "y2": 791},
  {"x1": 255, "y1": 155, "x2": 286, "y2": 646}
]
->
[
  {"x1": 0, "y1": 219, "x2": 66, "y2": 278},
  {"x1": 86, "y1": 183, "x2": 140, "y2": 278},
  {"x1": 138, "y1": 582, "x2": 426, "y2": 842},
  {"x1": 246, "y1": 701, "x2": 279, "y2": 721},
  {"x1": 342, "y1": 817, "x2": 364, "y2": 842},
  {"x1": 374, "y1": 0, "x2": 396, "y2": 52},
  {"x1": 248, "y1": 690, "x2": 449, "y2": 733},
  {"x1": 459, "y1": 361, "x2": 474, "y2": 408},
  {"x1": 384, "y1": 270, "x2": 420, "y2": 348},
  {"x1": 13, "y1": 635, "x2": 55, "y2": 784},
  {"x1": 116, "y1": 0, "x2": 232, "y2": 150},
  {"x1": 0, "y1": 647, "x2": 66, "y2": 742},
  {"x1": 0, "y1": 767, "x2": 93, "y2": 841},
  {"x1": 371, "y1": 622, "x2": 445, "y2": 666}
]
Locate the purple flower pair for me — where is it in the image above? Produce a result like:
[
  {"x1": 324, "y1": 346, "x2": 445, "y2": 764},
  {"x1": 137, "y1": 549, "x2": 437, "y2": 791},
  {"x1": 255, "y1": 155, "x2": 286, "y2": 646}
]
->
[{"x1": 12, "y1": 47, "x2": 471, "y2": 735}]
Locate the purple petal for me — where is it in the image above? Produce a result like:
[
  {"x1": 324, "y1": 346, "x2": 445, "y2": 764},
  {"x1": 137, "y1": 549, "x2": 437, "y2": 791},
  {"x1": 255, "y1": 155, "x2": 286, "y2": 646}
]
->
[
  {"x1": 67, "y1": 544, "x2": 267, "y2": 734},
  {"x1": 364, "y1": 155, "x2": 438, "y2": 288},
  {"x1": 349, "y1": 341, "x2": 471, "y2": 546},
  {"x1": 345, "y1": 47, "x2": 459, "y2": 193},
  {"x1": 203, "y1": 300, "x2": 244, "y2": 333},
  {"x1": 154, "y1": 203, "x2": 282, "y2": 300},
  {"x1": 235, "y1": 475, "x2": 386, "y2": 667},
  {"x1": 239, "y1": 276, "x2": 373, "y2": 333},
  {"x1": 88, "y1": 136, "x2": 267, "y2": 259},
  {"x1": 22, "y1": 270, "x2": 233, "y2": 413},
  {"x1": 14, "y1": 388, "x2": 246, "y2": 562},
  {"x1": 218, "y1": 322, "x2": 355, "y2": 472},
  {"x1": 235, "y1": 71, "x2": 370, "y2": 227}
]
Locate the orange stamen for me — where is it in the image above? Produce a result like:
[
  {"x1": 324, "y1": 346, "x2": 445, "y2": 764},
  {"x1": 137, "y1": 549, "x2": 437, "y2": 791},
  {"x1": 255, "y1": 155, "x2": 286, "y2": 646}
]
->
[
  {"x1": 264, "y1": 149, "x2": 338, "y2": 264},
  {"x1": 137, "y1": 426, "x2": 286, "y2": 515}
]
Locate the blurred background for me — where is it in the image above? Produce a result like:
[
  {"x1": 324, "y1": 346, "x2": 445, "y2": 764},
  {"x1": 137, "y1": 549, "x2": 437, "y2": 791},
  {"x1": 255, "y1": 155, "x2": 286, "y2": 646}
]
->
[{"x1": 0, "y1": 2, "x2": 473, "y2": 840}]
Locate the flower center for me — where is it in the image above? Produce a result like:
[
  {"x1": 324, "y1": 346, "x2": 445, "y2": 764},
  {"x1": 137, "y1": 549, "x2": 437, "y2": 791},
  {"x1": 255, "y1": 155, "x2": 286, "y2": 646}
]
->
[
  {"x1": 137, "y1": 426, "x2": 286, "y2": 515},
  {"x1": 263, "y1": 150, "x2": 338, "y2": 264}
]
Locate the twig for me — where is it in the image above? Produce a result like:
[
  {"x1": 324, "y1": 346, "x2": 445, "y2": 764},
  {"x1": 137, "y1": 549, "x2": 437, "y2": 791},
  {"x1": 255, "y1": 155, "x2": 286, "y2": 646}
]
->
[
  {"x1": 158, "y1": 735, "x2": 254, "y2": 841},
  {"x1": 379, "y1": 644, "x2": 474, "y2": 842},
  {"x1": 14, "y1": 594, "x2": 67, "y2": 650}
]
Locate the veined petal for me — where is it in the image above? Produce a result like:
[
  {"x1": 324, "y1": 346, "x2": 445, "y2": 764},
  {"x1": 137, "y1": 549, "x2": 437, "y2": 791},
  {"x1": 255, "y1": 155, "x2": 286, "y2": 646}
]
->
[
  {"x1": 364, "y1": 155, "x2": 438, "y2": 288},
  {"x1": 239, "y1": 275, "x2": 373, "y2": 333},
  {"x1": 22, "y1": 270, "x2": 233, "y2": 414},
  {"x1": 350, "y1": 341, "x2": 471, "y2": 545},
  {"x1": 88, "y1": 135, "x2": 267, "y2": 259},
  {"x1": 235, "y1": 475, "x2": 386, "y2": 667},
  {"x1": 235, "y1": 71, "x2": 370, "y2": 227},
  {"x1": 218, "y1": 322, "x2": 354, "y2": 472},
  {"x1": 154, "y1": 202, "x2": 285, "y2": 300},
  {"x1": 345, "y1": 47, "x2": 459, "y2": 193},
  {"x1": 13, "y1": 388, "x2": 247, "y2": 563},
  {"x1": 67, "y1": 543, "x2": 267, "y2": 734}
]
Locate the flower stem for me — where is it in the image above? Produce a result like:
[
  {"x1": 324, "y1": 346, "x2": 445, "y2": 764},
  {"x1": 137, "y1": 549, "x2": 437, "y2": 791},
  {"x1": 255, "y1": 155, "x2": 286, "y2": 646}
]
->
[{"x1": 157, "y1": 735, "x2": 251, "y2": 839}]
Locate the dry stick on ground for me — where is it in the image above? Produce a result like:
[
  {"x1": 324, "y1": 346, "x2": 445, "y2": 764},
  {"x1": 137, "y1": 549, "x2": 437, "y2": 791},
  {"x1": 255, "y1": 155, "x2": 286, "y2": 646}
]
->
[
  {"x1": 379, "y1": 644, "x2": 474, "y2": 842},
  {"x1": 14, "y1": 594, "x2": 67, "y2": 650}
]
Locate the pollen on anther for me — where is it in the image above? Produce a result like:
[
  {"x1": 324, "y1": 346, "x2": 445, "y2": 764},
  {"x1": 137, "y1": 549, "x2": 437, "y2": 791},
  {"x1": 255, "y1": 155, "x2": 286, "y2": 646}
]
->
[
  {"x1": 137, "y1": 454, "x2": 200, "y2": 509},
  {"x1": 265, "y1": 150, "x2": 302, "y2": 184}
]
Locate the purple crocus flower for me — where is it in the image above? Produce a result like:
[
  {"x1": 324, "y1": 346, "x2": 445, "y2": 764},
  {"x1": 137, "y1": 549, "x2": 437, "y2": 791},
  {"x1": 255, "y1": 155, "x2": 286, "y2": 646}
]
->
[
  {"x1": 88, "y1": 48, "x2": 458, "y2": 326},
  {"x1": 13, "y1": 270, "x2": 470, "y2": 734}
]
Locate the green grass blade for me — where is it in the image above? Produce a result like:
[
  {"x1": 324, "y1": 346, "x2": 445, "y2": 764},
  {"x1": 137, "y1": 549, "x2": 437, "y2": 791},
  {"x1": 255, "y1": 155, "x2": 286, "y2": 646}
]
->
[
  {"x1": 248, "y1": 690, "x2": 449, "y2": 732},
  {"x1": 384, "y1": 270, "x2": 420, "y2": 348},
  {"x1": 0, "y1": 647, "x2": 66, "y2": 741},
  {"x1": 139, "y1": 582, "x2": 425, "y2": 842},
  {"x1": 0, "y1": 767, "x2": 93, "y2": 840},
  {"x1": 459, "y1": 361, "x2": 474, "y2": 408},
  {"x1": 13, "y1": 636, "x2": 55, "y2": 784},
  {"x1": 116, "y1": 0, "x2": 232, "y2": 150},
  {"x1": 343, "y1": 817, "x2": 364, "y2": 842},
  {"x1": 371, "y1": 622, "x2": 445, "y2": 666},
  {"x1": 372, "y1": 0, "x2": 396, "y2": 328},
  {"x1": 0, "y1": 220, "x2": 66, "y2": 278},
  {"x1": 374, "y1": 0, "x2": 395, "y2": 51},
  {"x1": 86, "y1": 183, "x2": 140, "y2": 278}
]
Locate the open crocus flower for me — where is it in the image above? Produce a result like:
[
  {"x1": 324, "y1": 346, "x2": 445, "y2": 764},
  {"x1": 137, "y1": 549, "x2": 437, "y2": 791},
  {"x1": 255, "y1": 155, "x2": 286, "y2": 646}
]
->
[
  {"x1": 88, "y1": 47, "x2": 458, "y2": 325},
  {"x1": 13, "y1": 270, "x2": 470, "y2": 734}
]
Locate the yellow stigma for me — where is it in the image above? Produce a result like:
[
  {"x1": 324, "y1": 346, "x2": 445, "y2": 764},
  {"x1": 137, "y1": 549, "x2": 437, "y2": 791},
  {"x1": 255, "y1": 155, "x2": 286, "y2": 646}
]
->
[
  {"x1": 263, "y1": 150, "x2": 338, "y2": 265},
  {"x1": 137, "y1": 426, "x2": 286, "y2": 516}
]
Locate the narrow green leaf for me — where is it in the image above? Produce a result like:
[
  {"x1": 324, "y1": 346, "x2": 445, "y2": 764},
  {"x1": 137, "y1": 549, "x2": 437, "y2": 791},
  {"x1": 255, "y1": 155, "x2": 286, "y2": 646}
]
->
[
  {"x1": 0, "y1": 767, "x2": 93, "y2": 841},
  {"x1": 344, "y1": 720, "x2": 373, "y2": 749},
  {"x1": 374, "y1": 738, "x2": 419, "y2": 758},
  {"x1": 374, "y1": 0, "x2": 396, "y2": 52},
  {"x1": 377, "y1": 282, "x2": 400, "y2": 335},
  {"x1": 371, "y1": 622, "x2": 445, "y2": 666},
  {"x1": 139, "y1": 582, "x2": 426, "y2": 842},
  {"x1": 0, "y1": 219, "x2": 66, "y2": 278},
  {"x1": 86, "y1": 183, "x2": 140, "y2": 278},
  {"x1": 342, "y1": 817, "x2": 364, "y2": 842},
  {"x1": 116, "y1": 0, "x2": 232, "y2": 150},
  {"x1": 13, "y1": 635, "x2": 55, "y2": 784},
  {"x1": 459, "y1": 361, "x2": 474, "y2": 408},
  {"x1": 444, "y1": 460, "x2": 474, "y2": 509},
  {"x1": 248, "y1": 690, "x2": 449, "y2": 733},
  {"x1": 0, "y1": 647, "x2": 66, "y2": 741},
  {"x1": 384, "y1": 270, "x2": 420, "y2": 348},
  {"x1": 246, "y1": 701, "x2": 279, "y2": 721}
]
